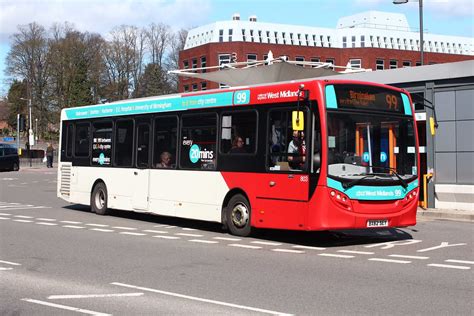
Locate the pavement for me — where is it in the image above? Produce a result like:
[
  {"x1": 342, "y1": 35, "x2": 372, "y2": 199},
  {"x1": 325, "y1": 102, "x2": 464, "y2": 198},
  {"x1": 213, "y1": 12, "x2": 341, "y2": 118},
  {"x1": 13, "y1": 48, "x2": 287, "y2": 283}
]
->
[{"x1": 14, "y1": 163, "x2": 474, "y2": 223}]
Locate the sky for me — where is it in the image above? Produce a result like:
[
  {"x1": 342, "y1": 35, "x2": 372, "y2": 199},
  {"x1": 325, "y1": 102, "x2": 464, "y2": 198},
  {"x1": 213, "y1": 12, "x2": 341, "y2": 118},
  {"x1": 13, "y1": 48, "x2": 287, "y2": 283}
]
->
[{"x1": 0, "y1": 0, "x2": 473, "y2": 96}]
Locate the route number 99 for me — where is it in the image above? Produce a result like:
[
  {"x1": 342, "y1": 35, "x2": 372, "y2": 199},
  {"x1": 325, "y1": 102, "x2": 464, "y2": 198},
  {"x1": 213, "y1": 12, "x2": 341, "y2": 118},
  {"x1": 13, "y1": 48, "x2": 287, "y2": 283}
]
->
[
  {"x1": 234, "y1": 90, "x2": 250, "y2": 105},
  {"x1": 386, "y1": 94, "x2": 398, "y2": 111}
]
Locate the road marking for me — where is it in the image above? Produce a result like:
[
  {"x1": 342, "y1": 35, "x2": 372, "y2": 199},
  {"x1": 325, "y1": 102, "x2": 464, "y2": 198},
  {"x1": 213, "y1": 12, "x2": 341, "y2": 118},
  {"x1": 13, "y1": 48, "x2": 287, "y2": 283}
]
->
[
  {"x1": 61, "y1": 221, "x2": 83, "y2": 224},
  {"x1": 365, "y1": 239, "x2": 422, "y2": 249},
  {"x1": 176, "y1": 233, "x2": 204, "y2": 237},
  {"x1": 251, "y1": 241, "x2": 282, "y2": 246},
  {"x1": 318, "y1": 253, "x2": 354, "y2": 259},
  {"x1": 292, "y1": 245, "x2": 326, "y2": 250},
  {"x1": 112, "y1": 226, "x2": 137, "y2": 230},
  {"x1": 48, "y1": 293, "x2": 144, "y2": 299},
  {"x1": 143, "y1": 230, "x2": 168, "y2": 234},
  {"x1": 427, "y1": 263, "x2": 470, "y2": 270},
  {"x1": 417, "y1": 242, "x2": 467, "y2": 253},
  {"x1": 0, "y1": 212, "x2": 11, "y2": 216},
  {"x1": 119, "y1": 232, "x2": 146, "y2": 236},
  {"x1": 337, "y1": 250, "x2": 374, "y2": 255},
  {"x1": 271, "y1": 249, "x2": 305, "y2": 254},
  {"x1": 228, "y1": 244, "x2": 262, "y2": 249},
  {"x1": 369, "y1": 258, "x2": 411, "y2": 264},
  {"x1": 89, "y1": 228, "x2": 114, "y2": 232},
  {"x1": 21, "y1": 298, "x2": 110, "y2": 316},
  {"x1": 36, "y1": 218, "x2": 56, "y2": 221},
  {"x1": 86, "y1": 224, "x2": 109, "y2": 227},
  {"x1": 0, "y1": 267, "x2": 13, "y2": 271},
  {"x1": 189, "y1": 239, "x2": 219, "y2": 244},
  {"x1": 13, "y1": 219, "x2": 33, "y2": 223},
  {"x1": 182, "y1": 228, "x2": 197, "y2": 231},
  {"x1": 213, "y1": 237, "x2": 241, "y2": 241},
  {"x1": 36, "y1": 222, "x2": 58, "y2": 226},
  {"x1": 14, "y1": 215, "x2": 34, "y2": 219},
  {"x1": 152, "y1": 235, "x2": 180, "y2": 240},
  {"x1": 63, "y1": 225, "x2": 85, "y2": 229},
  {"x1": 0, "y1": 260, "x2": 21, "y2": 266},
  {"x1": 163, "y1": 225, "x2": 177, "y2": 229},
  {"x1": 389, "y1": 254, "x2": 429, "y2": 260},
  {"x1": 0, "y1": 217, "x2": 10, "y2": 220},
  {"x1": 445, "y1": 259, "x2": 474, "y2": 265},
  {"x1": 111, "y1": 282, "x2": 293, "y2": 316}
]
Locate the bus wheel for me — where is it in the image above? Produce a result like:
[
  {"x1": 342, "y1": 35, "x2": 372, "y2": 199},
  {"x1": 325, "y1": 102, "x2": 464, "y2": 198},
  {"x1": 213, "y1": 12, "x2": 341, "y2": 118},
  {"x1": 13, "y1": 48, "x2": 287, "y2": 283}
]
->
[
  {"x1": 91, "y1": 182, "x2": 109, "y2": 215},
  {"x1": 226, "y1": 194, "x2": 252, "y2": 237}
]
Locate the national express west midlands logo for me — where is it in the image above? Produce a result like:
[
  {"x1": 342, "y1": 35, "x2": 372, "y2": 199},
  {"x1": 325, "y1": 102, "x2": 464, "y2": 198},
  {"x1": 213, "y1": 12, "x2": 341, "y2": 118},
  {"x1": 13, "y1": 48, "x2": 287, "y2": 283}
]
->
[{"x1": 184, "y1": 139, "x2": 214, "y2": 164}]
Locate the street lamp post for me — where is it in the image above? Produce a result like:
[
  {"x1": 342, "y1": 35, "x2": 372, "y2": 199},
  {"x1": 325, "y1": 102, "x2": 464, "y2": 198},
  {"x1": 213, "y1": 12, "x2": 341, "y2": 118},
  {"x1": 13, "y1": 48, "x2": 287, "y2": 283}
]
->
[
  {"x1": 393, "y1": 0, "x2": 424, "y2": 65},
  {"x1": 19, "y1": 97, "x2": 33, "y2": 167},
  {"x1": 35, "y1": 118, "x2": 38, "y2": 143}
]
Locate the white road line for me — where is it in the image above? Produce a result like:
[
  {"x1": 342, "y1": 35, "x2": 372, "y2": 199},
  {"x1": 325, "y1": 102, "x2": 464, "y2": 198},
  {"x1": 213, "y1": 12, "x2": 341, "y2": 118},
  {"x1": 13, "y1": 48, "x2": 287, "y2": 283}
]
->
[
  {"x1": 0, "y1": 212, "x2": 11, "y2": 216},
  {"x1": 0, "y1": 267, "x2": 14, "y2": 271},
  {"x1": 21, "y1": 298, "x2": 110, "y2": 316},
  {"x1": 86, "y1": 224, "x2": 109, "y2": 227},
  {"x1": 60, "y1": 221, "x2": 83, "y2": 224},
  {"x1": 143, "y1": 230, "x2": 168, "y2": 234},
  {"x1": 63, "y1": 225, "x2": 85, "y2": 229},
  {"x1": 318, "y1": 253, "x2": 354, "y2": 259},
  {"x1": 228, "y1": 244, "x2": 262, "y2": 249},
  {"x1": 13, "y1": 219, "x2": 33, "y2": 223},
  {"x1": 182, "y1": 228, "x2": 197, "y2": 231},
  {"x1": 0, "y1": 217, "x2": 10, "y2": 220},
  {"x1": 163, "y1": 225, "x2": 177, "y2": 229},
  {"x1": 175, "y1": 233, "x2": 204, "y2": 237},
  {"x1": 119, "y1": 232, "x2": 147, "y2": 236},
  {"x1": 389, "y1": 254, "x2": 429, "y2": 260},
  {"x1": 36, "y1": 222, "x2": 58, "y2": 226},
  {"x1": 36, "y1": 218, "x2": 56, "y2": 221},
  {"x1": 337, "y1": 250, "x2": 374, "y2": 255},
  {"x1": 0, "y1": 260, "x2": 21, "y2": 266},
  {"x1": 152, "y1": 235, "x2": 180, "y2": 240},
  {"x1": 112, "y1": 226, "x2": 137, "y2": 230},
  {"x1": 251, "y1": 241, "x2": 282, "y2": 246},
  {"x1": 48, "y1": 293, "x2": 144, "y2": 300},
  {"x1": 89, "y1": 228, "x2": 114, "y2": 232},
  {"x1": 428, "y1": 263, "x2": 470, "y2": 270},
  {"x1": 445, "y1": 259, "x2": 474, "y2": 265},
  {"x1": 271, "y1": 249, "x2": 305, "y2": 254},
  {"x1": 292, "y1": 245, "x2": 326, "y2": 250},
  {"x1": 369, "y1": 258, "x2": 411, "y2": 264},
  {"x1": 111, "y1": 282, "x2": 293, "y2": 316},
  {"x1": 14, "y1": 215, "x2": 34, "y2": 219},
  {"x1": 189, "y1": 239, "x2": 218, "y2": 244},
  {"x1": 213, "y1": 237, "x2": 242, "y2": 241},
  {"x1": 153, "y1": 224, "x2": 169, "y2": 228}
]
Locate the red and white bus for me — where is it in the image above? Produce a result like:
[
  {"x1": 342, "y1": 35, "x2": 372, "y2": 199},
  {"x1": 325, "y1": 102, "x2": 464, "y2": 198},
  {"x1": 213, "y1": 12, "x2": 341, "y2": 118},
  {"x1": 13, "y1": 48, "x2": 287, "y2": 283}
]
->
[{"x1": 57, "y1": 79, "x2": 419, "y2": 236}]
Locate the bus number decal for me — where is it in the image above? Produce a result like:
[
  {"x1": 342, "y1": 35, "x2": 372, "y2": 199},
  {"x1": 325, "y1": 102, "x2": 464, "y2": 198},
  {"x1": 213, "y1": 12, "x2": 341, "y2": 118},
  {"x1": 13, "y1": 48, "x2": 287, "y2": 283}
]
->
[
  {"x1": 234, "y1": 90, "x2": 250, "y2": 105},
  {"x1": 300, "y1": 176, "x2": 309, "y2": 182}
]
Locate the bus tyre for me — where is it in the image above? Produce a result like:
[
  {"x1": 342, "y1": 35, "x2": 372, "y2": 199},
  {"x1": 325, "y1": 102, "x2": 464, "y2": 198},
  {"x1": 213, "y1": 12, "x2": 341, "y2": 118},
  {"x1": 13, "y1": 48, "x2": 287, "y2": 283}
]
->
[
  {"x1": 91, "y1": 182, "x2": 109, "y2": 215},
  {"x1": 226, "y1": 194, "x2": 252, "y2": 237}
]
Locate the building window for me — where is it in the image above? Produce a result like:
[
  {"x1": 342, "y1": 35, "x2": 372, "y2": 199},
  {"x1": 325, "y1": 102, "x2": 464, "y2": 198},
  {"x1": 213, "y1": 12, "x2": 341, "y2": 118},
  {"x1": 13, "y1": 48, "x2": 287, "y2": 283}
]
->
[
  {"x1": 258, "y1": 30, "x2": 262, "y2": 43},
  {"x1": 351, "y1": 36, "x2": 356, "y2": 48},
  {"x1": 241, "y1": 29, "x2": 246, "y2": 42},
  {"x1": 416, "y1": 61, "x2": 422, "y2": 66},
  {"x1": 201, "y1": 56, "x2": 207, "y2": 73},
  {"x1": 219, "y1": 54, "x2": 231, "y2": 66},
  {"x1": 326, "y1": 58, "x2": 335, "y2": 68},
  {"x1": 361, "y1": 35, "x2": 365, "y2": 48},
  {"x1": 250, "y1": 29, "x2": 254, "y2": 42},
  {"x1": 183, "y1": 60, "x2": 189, "y2": 69},
  {"x1": 402, "y1": 61, "x2": 411, "y2": 68},
  {"x1": 201, "y1": 82, "x2": 207, "y2": 90},
  {"x1": 266, "y1": 31, "x2": 271, "y2": 43},
  {"x1": 274, "y1": 31, "x2": 279, "y2": 44},
  {"x1": 290, "y1": 33, "x2": 294, "y2": 45},
  {"x1": 389, "y1": 60, "x2": 397, "y2": 69},
  {"x1": 192, "y1": 83, "x2": 198, "y2": 91},
  {"x1": 228, "y1": 29, "x2": 233, "y2": 42},
  {"x1": 183, "y1": 85, "x2": 189, "y2": 92},
  {"x1": 349, "y1": 59, "x2": 361, "y2": 69},
  {"x1": 219, "y1": 29, "x2": 224, "y2": 42},
  {"x1": 342, "y1": 36, "x2": 347, "y2": 48},
  {"x1": 247, "y1": 53, "x2": 257, "y2": 65},
  {"x1": 295, "y1": 56, "x2": 305, "y2": 67},
  {"x1": 310, "y1": 57, "x2": 320, "y2": 66},
  {"x1": 192, "y1": 58, "x2": 197, "y2": 69},
  {"x1": 376, "y1": 59, "x2": 384, "y2": 70},
  {"x1": 282, "y1": 32, "x2": 286, "y2": 45}
]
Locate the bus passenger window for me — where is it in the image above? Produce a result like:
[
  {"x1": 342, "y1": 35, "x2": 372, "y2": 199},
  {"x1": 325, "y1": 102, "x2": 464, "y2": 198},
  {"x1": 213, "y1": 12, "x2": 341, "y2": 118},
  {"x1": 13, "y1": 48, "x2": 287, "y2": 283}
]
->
[
  {"x1": 74, "y1": 123, "x2": 90, "y2": 157},
  {"x1": 154, "y1": 116, "x2": 177, "y2": 169},
  {"x1": 220, "y1": 111, "x2": 257, "y2": 155},
  {"x1": 114, "y1": 120, "x2": 133, "y2": 167}
]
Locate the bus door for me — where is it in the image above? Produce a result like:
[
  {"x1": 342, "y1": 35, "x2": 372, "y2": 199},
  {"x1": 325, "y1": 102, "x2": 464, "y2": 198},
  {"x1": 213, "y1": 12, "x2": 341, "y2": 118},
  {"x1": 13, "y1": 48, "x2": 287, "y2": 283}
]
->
[
  {"x1": 132, "y1": 120, "x2": 151, "y2": 211},
  {"x1": 254, "y1": 108, "x2": 309, "y2": 229}
]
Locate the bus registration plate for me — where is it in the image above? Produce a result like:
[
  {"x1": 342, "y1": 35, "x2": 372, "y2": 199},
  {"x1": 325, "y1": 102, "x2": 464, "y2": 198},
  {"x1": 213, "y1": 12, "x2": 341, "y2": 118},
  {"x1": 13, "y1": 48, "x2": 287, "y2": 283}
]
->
[{"x1": 367, "y1": 219, "x2": 388, "y2": 227}]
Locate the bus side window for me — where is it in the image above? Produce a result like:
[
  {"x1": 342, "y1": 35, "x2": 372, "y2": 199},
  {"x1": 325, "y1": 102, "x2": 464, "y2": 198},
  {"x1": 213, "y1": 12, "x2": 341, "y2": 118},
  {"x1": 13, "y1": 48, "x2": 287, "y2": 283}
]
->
[
  {"x1": 154, "y1": 116, "x2": 178, "y2": 169},
  {"x1": 220, "y1": 111, "x2": 257, "y2": 155},
  {"x1": 114, "y1": 120, "x2": 134, "y2": 167}
]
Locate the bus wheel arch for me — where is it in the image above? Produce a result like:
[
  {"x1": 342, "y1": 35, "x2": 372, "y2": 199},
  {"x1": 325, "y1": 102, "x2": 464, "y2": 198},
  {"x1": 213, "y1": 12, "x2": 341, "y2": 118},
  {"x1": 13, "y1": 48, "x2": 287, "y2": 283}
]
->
[
  {"x1": 91, "y1": 180, "x2": 110, "y2": 215},
  {"x1": 222, "y1": 189, "x2": 252, "y2": 237}
]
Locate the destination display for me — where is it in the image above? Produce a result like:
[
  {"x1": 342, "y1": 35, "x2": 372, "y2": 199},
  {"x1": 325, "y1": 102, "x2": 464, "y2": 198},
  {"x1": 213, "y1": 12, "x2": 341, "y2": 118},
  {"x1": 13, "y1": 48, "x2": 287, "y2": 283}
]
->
[{"x1": 332, "y1": 85, "x2": 405, "y2": 113}]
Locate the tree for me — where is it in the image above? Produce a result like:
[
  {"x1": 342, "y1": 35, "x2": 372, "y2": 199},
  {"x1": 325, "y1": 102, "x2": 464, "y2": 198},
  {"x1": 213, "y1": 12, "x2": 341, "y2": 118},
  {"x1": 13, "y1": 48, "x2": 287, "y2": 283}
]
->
[
  {"x1": 5, "y1": 80, "x2": 28, "y2": 130},
  {"x1": 165, "y1": 28, "x2": 188, "y2": 92},
  {"x1": 134, "y1": 63, "x2": 169, "y2": 98},
  {"x1": 146, "y1": 23, "x2": 171, "y2": 67}
]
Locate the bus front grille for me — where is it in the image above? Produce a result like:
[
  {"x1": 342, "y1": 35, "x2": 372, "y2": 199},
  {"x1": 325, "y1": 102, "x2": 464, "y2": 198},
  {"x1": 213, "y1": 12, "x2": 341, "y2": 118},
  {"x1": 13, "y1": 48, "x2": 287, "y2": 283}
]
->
[{"x1": 60, "y1": 164, "x2": 71, "y2": 197}]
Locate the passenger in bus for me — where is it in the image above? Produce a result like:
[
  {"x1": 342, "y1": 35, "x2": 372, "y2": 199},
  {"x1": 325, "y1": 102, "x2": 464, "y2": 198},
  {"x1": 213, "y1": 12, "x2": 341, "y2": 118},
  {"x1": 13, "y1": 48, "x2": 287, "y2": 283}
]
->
[
  {"x1": 229, "y1": 136, "x2": 246, "y2": 153},
  {"x1": 156, "y1": 151, "x2": 172, "y2": 168},
  {"x1": 288, "y1": 130, "x2": 306, "y2": 169}
]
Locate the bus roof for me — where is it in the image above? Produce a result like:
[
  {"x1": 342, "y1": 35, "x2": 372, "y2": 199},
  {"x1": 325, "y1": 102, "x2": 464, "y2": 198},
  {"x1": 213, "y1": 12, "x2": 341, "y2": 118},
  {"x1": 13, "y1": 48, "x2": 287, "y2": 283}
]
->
[{"x1": 61, "y1": 78, "x2": 407, "y2": 121}]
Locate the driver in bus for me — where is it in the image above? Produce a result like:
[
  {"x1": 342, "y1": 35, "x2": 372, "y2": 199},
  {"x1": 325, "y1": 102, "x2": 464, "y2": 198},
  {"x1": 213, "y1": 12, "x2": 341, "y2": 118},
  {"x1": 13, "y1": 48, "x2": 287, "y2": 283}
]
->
[{"x1": 288, "y1": 130, "x2": 306, "y2": 169}]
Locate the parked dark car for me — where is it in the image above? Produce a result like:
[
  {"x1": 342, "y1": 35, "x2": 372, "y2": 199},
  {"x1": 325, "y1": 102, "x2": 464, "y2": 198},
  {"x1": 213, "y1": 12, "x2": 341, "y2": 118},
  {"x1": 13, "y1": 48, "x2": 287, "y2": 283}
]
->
[{"x1": 0, "y1": 143, "x2": 20, "y2": 171}]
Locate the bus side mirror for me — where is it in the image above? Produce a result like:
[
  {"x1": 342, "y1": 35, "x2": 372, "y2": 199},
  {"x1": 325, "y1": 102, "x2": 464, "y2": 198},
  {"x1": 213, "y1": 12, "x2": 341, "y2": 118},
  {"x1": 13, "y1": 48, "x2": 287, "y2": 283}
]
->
[
  {"x1": 292, "y1": 111, "x2": 304, "y2": 131},
  {"x1": 313, "y1": 152, "x2": 321, "y2": 170}
]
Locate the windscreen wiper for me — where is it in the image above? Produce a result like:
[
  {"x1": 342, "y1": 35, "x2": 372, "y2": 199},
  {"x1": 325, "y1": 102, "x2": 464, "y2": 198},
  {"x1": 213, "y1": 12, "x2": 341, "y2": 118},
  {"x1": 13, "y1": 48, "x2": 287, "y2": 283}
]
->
[
  {"x1": 342, "y1": 174, "x2": 376, "y2": 190},
  {"x1": 367, "y1": 166, "x2": 408, "y2": 189}
]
